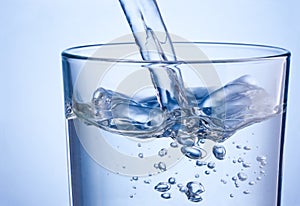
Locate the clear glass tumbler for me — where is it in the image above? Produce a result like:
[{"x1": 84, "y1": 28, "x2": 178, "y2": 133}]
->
[{"x1": 62, "y1": 42, "x2": 290, "y2": 206}]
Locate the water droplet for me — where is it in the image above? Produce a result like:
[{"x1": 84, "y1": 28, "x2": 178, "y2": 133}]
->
[
  {"x1": 236, "y1": 145, "x2": 242, "y2": 149},
  {"x1": 242, "y1": 162, "x2": 251, "y2": 168},
  {"x1": 256, "y1": 176, "x2": 262, "y2": 181},
  {"x1": 221, "y1": 179, "x2": 227, "y2": 184},
  {"x1": 154, "y1": 182, "x2": 171, "y2": 192},
  {"x1": 129, "y1": 194, "x2": 134, "y2": 198},
  {"x1": 137, "y1": 143, "x2": 141, "y2": 147},
  {"x1": 154, "y1": 163, "x2": 159, "y2": 168},
  {"x1": 196, "y1": 160, "x2": 207, "y2": 167},
  {"x1": 204, "y1": 170, "x2": 210, "y2": 175},
  {"x1": 158, "y1": 148, "x2": 168, "y2": 157},
  {"x1": 237, "y1": 172, "x2": 248, "y2": 181},
  {"x1": 243, "y1": 190, "x2": 250, "y2": 194},
  {"x1": 185, "y1": 181, "x2": 205, "y2": 202},
  {"x1": 260, "y1": 170, "x2": 265, "y2": 175},
  {"x1": 232, "y1": 159, "x2": 237, "y2": 163},
  {"x1": 244, "y1": 146, "x2": 251, "y2": 150},
  {"x1": 230, "y1": 193, "x2": 234, "y2": 198},
  {"x1": 238, "y1": 157, "x2": 244, "y2": 163},
  {"x1": 132, "y1": 176, "x2": 138, "y2": 181},
  {"x1": 138, "y1": 153, "x2": 144, "y2": 158},
  {"x1": 232, "y1": 176, "x2": 237, "y2": 181},
  {"x1": 161, "y1": 193, "x2": 171, "y2": 199},
  {"x1": 235, "y1": 182, "x2": 240, "y2": 188},
  {"x1": 207, "y1": 161, "x2": 216, "y2": 169},
  {"x1": 158, "y1": 162, "x2": 167, "y2": 171},
  {"x1": 132, "y1": 186, "x2": 136, "y2": 189},
  {"x1": 168, "y1": 177, "x2": 176, "y2": 184},
  {"x1": 181, "y1": 146, "x2": 202, "y2": 159},
  {"x1": 170, "y1": 142, "x2": 178, "y2": 148},
  {"x1": 213, "y1": 145, "x2": 226, "y2": 160}
]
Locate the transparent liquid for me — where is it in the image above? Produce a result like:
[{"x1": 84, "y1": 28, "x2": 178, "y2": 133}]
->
[
  {"x1": 68, "y1": 74, "x2": 283, "y2": 205},
  {"x1": 67, "y1": 115, "x2": 283, "y2": 205},
  {"x1": 66, "y1": 0, "x2": 285, "y2": 205}
]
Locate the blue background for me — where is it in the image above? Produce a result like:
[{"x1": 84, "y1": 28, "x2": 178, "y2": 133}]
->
[{"x1": 0, "y1": 0, "x2": 299, "y2": 205}]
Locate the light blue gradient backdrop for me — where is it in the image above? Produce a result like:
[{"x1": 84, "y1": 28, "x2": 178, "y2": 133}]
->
[{"x1": 0, "y1": 0, "x2": 299, "y2": 205}]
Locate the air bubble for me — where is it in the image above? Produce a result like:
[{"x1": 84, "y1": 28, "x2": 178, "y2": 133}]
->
[
  {"x1": 170, "y1": 142, "x2": 178, "y2": 148},
  {"x1": 177, "y1": 183, "x2": 183, "y2": 188},
  {"x1": 242, "y1": 162, "x2": 251, "y2": 168},
  {"x1": 158, "y1": 162, "x2": 167, "y2": 171},
  {"x1": 196, "y1": 160, "x2": 207, "y2": 167},
  {"x1": 212, "y1": 145, "x2": 226, "y2": 160},
  {"x1": 256, "y1": 156, "x2": 267, "y2": 162},
  {"x1": 185, "y1": 181, "x2": 205, "y2": 203},
  {"x1": 179, "y1": 186, "x2": 188, "y2": 193},
  {"x1": 260, "y1": 160, "x2": 267, "y2": 166},
  {"x1": 237, "y1": 172, "x2": 248, "y2": 181},
  {"x1": 158, "y1": 148, "x2": 168, "y2": 157},
  {"x1": 198, "y1": 139, "x2": 206, "y2": 144},
  {"x1": 249, "y1": 181, "x2": 255, "y2": 185},
  {"x1": 188, "y1": 195, "x2": 203, "y2": 202},
  {"x1": 204, "y1": 170, "x2": 210, "y2": 175},
  {"x1": 161, "y1": 193, "x2": 171, "y2": 199},
  {"x1": 154, "y1": 182, "x2": 171, "y2": 192},
  {"x1": 243, "y1": 190, "x2": 250, "y2": 194},
  {"x1": 168, "y1": 177, "x2": 176, "y2": 184},
  {"x1": 144, "y1": 179, "x2": 151, "y2": 184},
  {"x1": 207, "y1": 162, "x2": 215, "y2": 169},
  {"x1": 238, "y1": 157, "x2": 244, "y2": 163},
  {"x1": 181, "y1": 146, "x2": 202, "y2": 159}
]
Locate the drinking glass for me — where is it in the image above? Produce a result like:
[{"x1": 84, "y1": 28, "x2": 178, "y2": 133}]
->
[{"x1": 62, "y1": 41, "x2": 290, "y2": 206}]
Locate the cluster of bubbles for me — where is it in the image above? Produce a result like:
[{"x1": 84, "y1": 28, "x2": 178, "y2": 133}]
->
[
  {"x1": 153, "y1": 177, "x2": 205, "y2": 203},
  {"x1": 130, "y1": 138, "x2": 269, "y2": 202}
]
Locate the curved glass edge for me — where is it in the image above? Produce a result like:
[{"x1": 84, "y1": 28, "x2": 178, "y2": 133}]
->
[{"x1": 61, "y1": 42, "x2": 291, "y2": 64}]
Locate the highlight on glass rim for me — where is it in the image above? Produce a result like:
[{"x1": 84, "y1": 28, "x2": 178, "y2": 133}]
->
[{"x1": 61, "y1": 0, "x2": 290, "y2": 205}]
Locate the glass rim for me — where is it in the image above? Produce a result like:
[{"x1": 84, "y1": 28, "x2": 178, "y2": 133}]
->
[{"x1": 61, "y1": 41, "x2": 291, "y2": 64}]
